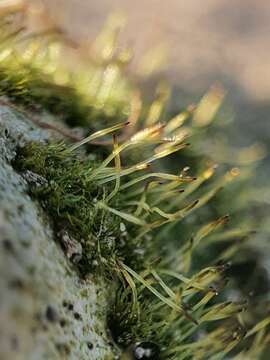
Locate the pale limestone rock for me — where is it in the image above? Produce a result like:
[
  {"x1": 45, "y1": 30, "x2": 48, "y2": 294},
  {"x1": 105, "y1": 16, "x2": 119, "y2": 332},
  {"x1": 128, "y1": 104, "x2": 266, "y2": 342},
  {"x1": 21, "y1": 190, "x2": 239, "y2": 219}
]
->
[{"x1": 0, "y1": 104, "x2": 116, "y2": 360}]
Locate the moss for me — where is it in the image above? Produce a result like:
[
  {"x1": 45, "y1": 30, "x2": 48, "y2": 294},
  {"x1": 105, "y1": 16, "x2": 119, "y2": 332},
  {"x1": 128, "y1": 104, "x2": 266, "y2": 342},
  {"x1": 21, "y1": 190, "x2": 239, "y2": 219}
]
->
[
  {"x1": 0, "y1": 17, "x2": 130, "y2": 130},
  {"x1": 1, "y1": 10, "x2": 270, "y2": 360},
  {"x1": 0, "y1": 116, "x2": 114, "y2": 359},
  {"x1": 11, "y1": 100, "x2": 270, "y2": 359},
  {"x1": 13, "y1": 142, "x2": 123, "y2": 275},
  {"x1": 12, "y1": 141, "x2": 257, "y2": 358},
  {"x1": 0, "y1": 62, "x2": 128, "y2": 128}
]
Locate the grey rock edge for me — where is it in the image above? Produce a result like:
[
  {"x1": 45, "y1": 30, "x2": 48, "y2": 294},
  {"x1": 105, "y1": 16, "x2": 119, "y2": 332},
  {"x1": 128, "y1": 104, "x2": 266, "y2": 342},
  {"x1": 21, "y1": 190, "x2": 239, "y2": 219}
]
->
[{"x1": 0, "y1": 104, "x2": 117, "y2": 360}]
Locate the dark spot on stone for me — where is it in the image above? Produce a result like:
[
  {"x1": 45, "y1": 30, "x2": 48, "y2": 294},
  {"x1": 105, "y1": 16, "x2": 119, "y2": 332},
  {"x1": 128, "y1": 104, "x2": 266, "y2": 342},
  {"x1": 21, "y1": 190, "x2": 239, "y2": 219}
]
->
[
  {"x1": 10, "y1": 335, "x2": 19, "y2": 351},
  {"x1": 87, "y1": 342, "x2": 94, "y2": 350},
  {"x1": 62, "y1": 300, "x2": 74, "y2": 311},
  {"x1": 56, "y1": 343, "x2": 70, "y2": 355},
  {"x1": 74, "y1": 312, "x2": 82, "y2": 321},
  {"x1": 4, "y1": 128, "x2": 9, "y2": 136},
  {"x1": 67, "y1": 303, "x2": 74, "y2": 311},
  {"x1": 8, "y1": 278, "x2": 24, "y2": 289},
  {"x1": 21, "y1": 240, "x2": 31, "y2": 248},
  {"x1": 42, "y1": 324, "x2": 48, "y2": 332},
  {"x1": 45, "y1": 305, "x2": 58, "y2": 323},
  {"x1": 17, "y1": 204, "x2": 24, "y2": 214},
  {"x1": 2, "y1": 239, "x2": 14, "y2": 253},
  {"x1": 59, "y1": 318, "x2": 67, "y2": 328}
]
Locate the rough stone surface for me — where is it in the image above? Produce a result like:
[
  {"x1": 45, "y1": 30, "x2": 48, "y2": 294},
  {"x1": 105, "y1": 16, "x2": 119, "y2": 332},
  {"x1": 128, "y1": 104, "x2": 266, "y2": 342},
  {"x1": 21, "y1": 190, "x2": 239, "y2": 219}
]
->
[{"x1": 0, "y1": 104, "x2": 116, "y2": 359}]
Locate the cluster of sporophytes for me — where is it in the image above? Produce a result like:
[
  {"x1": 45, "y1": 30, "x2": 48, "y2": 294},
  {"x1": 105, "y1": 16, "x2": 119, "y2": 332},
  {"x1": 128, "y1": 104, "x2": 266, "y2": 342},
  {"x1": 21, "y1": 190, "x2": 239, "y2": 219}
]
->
[{"x1": 1, "y1": 5, "x2": 270, "y2": 359}]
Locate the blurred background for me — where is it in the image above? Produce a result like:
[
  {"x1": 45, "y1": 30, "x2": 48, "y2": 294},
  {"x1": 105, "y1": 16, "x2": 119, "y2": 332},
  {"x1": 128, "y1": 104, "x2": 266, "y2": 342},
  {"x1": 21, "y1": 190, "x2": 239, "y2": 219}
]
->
[
  {"x1": 33, "y1": 0, "x2": 270, "y2": 274},
  {"x1": 40, "y1": 0, "x2": 270, "y2": 151}
]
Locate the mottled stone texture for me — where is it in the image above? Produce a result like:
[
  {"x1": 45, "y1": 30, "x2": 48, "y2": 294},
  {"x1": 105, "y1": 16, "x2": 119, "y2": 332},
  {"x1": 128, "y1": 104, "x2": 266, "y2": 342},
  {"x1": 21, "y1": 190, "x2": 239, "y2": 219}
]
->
[{"x1": 0, "y1": 104, "x2": 115, "y2": 359}]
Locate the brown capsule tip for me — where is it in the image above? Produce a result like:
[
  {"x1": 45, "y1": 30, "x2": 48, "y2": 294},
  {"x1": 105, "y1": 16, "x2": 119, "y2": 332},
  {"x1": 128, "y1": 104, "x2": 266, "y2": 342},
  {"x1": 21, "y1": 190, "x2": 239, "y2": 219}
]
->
[
  {"x1": 209, "y1": 286, "x2": 218, "y2": 294},
  {"x1": 187, "y1": 103, "x2": 196, "y2": 112},
  {"x1": 124, "y1": 121, "x2": 130, "y2": 126},
  {"x1": 183, "y1": 308, "x2": 198, "y2": 325},
  {"x1": 182, "y1": 303, "x2": 192, "y2": 311},
  {"x1": 221, "y1": 215, "x2": 230, "y2": 223},
  {"x1": 218, "y1": 265, "x2": 228, "y2": 273},
  {"x1": 159, "y1": 122, "x2": 166, "y2": 129},
  {"x1": 144, "y1": 183, "x2": 150, "y2": 191}
]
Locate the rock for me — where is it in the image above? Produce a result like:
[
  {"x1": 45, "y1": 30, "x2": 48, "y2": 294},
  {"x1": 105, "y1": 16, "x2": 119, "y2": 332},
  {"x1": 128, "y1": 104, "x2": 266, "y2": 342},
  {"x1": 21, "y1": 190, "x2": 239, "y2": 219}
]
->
[{"x1": 0, "y1": 103, "x2": 116, "y2": 359}]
